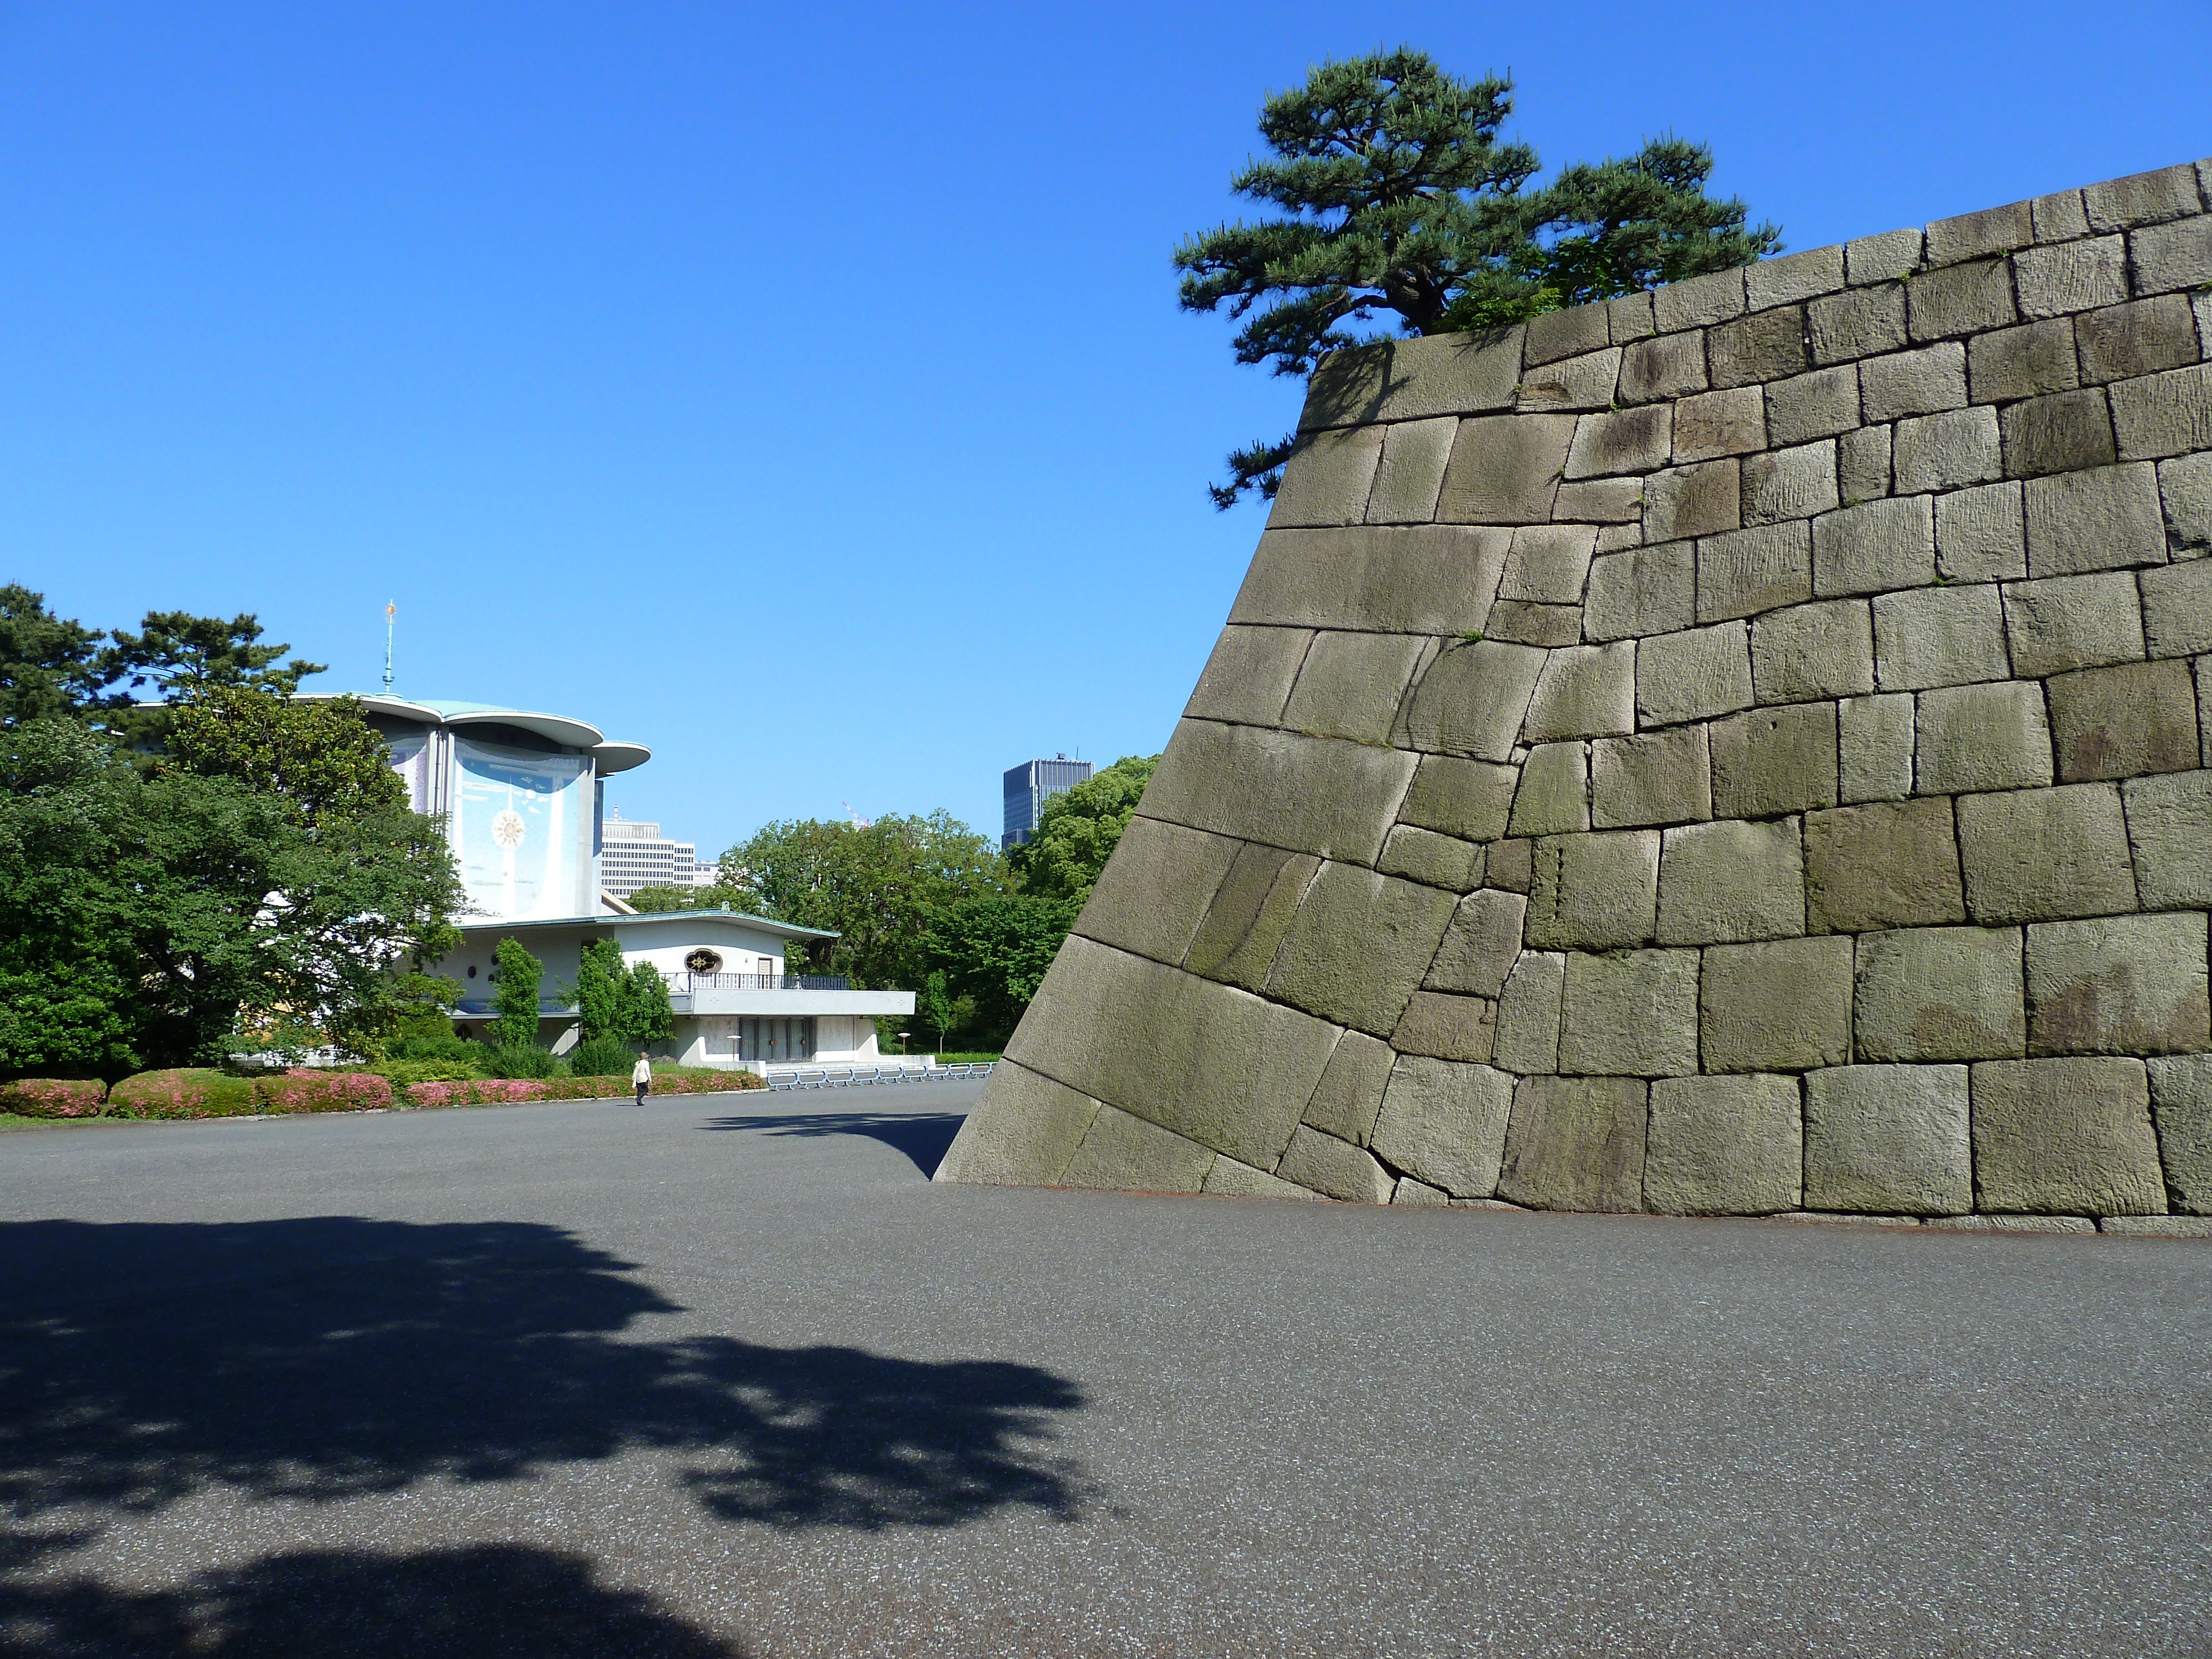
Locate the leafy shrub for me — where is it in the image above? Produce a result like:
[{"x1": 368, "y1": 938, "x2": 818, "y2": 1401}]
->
[
  {"x1": 108, "y1": 1068, "x2": 259, "y2": 1119},
  {"x1": 403, "y1": 1078, "x2": 555, "y2": 1108},
  {"x1": 399, "y1": 1070, "x2": 763, "y2": 1109},
  {"x1": 0, "y1": 1078, "x2": 107, "y2": 1118},
  {"x1": 568, "y1": 1035, "x2": 637, "y2": 1078},
  {"x1": 486, "y1": 1045, "x2": 559, "y2": 1079},
  {"x1": 252, "y1": 1070, "x2": 393, "y2": 1113},
  {"x1": 383, "y1": 1032, "x2": 482, "y2": 1066},
  {"x1": 371, "y1": 1058, "x2": 487, "y2": 1087}
]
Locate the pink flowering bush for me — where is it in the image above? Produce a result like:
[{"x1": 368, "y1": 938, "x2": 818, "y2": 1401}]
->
[
  {"x1": 251, "y1": 1070, "x2": 394, "y2": 1114},
  {"x1": 402, "y1": 1078, "x2": 555, "y2": 1108},
  {"x1": 0, "y1": 1078, "x2": 108, "y2": 1119},
  {"x1": 398, "y1": 1071, "x2": 764, "y2": 1109}
]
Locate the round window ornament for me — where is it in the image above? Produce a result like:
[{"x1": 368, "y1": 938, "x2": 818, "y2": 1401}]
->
[{"x1": 685, "y1": 948, "x2": 723, "y2": 974}]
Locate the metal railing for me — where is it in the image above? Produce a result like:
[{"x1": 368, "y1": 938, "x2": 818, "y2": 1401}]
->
[
  {"x1": 676, "y1": 973, "x2": 853, "y2": 992},
  {"x1": 765, "y1": 1061, "x2": 995, "y2": 1091}
]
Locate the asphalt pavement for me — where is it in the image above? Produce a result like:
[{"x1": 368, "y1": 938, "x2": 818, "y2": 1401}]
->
[{"x1": 2, "y1": 1082, "x2": 2208, "y2": 1657}]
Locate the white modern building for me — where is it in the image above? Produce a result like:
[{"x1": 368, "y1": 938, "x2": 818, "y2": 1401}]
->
[
  {"x1": 328, "y1": 693, "x2": 915, "y2": 1070},
  {"x1": 599, "y1": 811, "x2": 712, "y2": 899}
]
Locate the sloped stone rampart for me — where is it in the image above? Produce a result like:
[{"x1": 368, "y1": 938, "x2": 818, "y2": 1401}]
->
[{"x1": 941, "y1": 160, "x2": 2212, "y2": 1228}]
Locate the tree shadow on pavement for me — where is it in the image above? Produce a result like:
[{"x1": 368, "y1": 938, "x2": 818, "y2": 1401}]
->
[
  {"x1": 0, "y1": 1542, "x2": 742, "y2": 1658},
  {"x1": 0, "y1": 1218, "x2": 1083, "y2": 1530},
  {"x1": 701, "y1": 1111, "x2": 967, "y2": 1177}
]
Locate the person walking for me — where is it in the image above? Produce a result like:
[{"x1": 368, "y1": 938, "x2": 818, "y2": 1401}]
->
[{"x1": 632, "y1": 1049, "x2": 652, "y2": 1106}]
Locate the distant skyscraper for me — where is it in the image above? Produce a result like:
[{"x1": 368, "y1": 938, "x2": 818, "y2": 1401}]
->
[
  {"x1": 1003, "y1": 755, "x2": 1093, "y2": 849},
  {"x1": 599, "y1": 811, "x2": 705, "y2": 899}
]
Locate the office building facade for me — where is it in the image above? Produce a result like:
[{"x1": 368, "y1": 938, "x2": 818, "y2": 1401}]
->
[{"x1": 1002, "y1": 755, "x2": 1092, "y2": 849}]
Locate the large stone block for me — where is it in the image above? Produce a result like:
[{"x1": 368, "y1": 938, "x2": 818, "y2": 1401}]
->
[
  {"x1": 1232, "y1": 525, "x2": 1512, "y2": 635},
  {"x1": 1063, "y1": 1104, "x2": 1218, "y2": 1193},
  {"x1": 2027, "y1": 911, "x2": 2210, "y2": 1058},
  {"x1": 2001, "y1": 388, "x2": 2117, "y2": 478},
  {"x1": 1933, "y1": 481, "x2": 2026, "y2": 582},
  {"x1": 1966, "y1": 318, "x2": 2081, "y2": 404},
  {"x1": 1494, "y1": 950, "x2": 1566, "y2": 1073},
  {"x1": 1391, "y1": 989, "x2": 1499, "y2": 1062},
  {"x1": 1398, "y1": 639, "x2": 1547, "y2": 762},
  {"x1": 2028, "y1": 190, "x2": 2090, "y2": 243},
  {"x1": 1266, "y1": 862, "x2": 1461, "y2": 1036},
  {"x1": 1077, "y1": 817, "x2": 1245, "y2": 968},
  {"x1": 1913, "y1": 681, "x2": 2053, "y2": 794},
  {"x1": 1750, "y1": 598, "x2": 1875, "y2": 703},
  {"x1": 1298, "y1": 1028, "x2": 1397, "y2": 1145},
  {"x1": 2084, "y1": 164, "x2": 2205, "y2": 231},
  {"x1": 1506, "y1": 742, "x2": 1590, "y2": 837},
  {"x1": 1280, "y1": 630, "x2": 1428, "y2": 744},
  {"x1": 1839, "y1": 692, "x2": 1916, "y2": 803},
  {"x1": 1653, "y1": 267, "x2": 1746, "y2": 332},
  {"x1": 1765, "y1": 364, "x2": 1861, "y2": 447},
  {"x1": 1957, "y1": 784, "x2": 2138, "y2": 924},
  {"x1": 1672, "y1": 387, "x2": 1766, "y2": 462},
  {"x1": 2076, "y1": 296, "x2": 2200, "y2": 385},
  {"x1": 1847, "y1": 227, "x2": 1924, "y2": 286},
  {"x1": 1585, "y1": 542, "x2": 1694, "y2": 641},
  {"x1": 1436, "y1": 414, "x2": 1574, "y2": 525},
  {"x1": 1709, "y1": 702, "x2": 1839, "y2": 818},
  {"x1": 2147, "y1": 1054, "x2": 2212, "y2": 1213},
  {"x1": 1524, "y1": 305, "x2": 1609, "y2": 367},
  {"x1": 1592, "y1": 725, "x2": 1713, "y2": 828},
  {"x1": 1202, "y1": 1156, "x2": 1328, "y2": 1201},
  {"x1": 1517, "y1": 347, "x2": 1622, "y2": 413},
  {"x1": 1007, "y1": 936, "x2": 1340, "y2": 1170},
  {"x1": 1375, "y1": 825, "x2": 1483, "y2": 892},
  {"x1": 1267, "y1": 426, "x2": 1383, "y2": 528},
  {"x1": 1364, "y1": 416, "x2": 1458, "y2": 523},
  {"x1": 1522, "y1": 642, "x2": 1635, "y2": 742},
  {"x1": 1804, "y1": 798, "x2": 1967, "y2": 933},
  {"x1": 1397, "y1": 754, "x2": 1519, "y2": 842},
  {"x1": 1657, "y1": 816, "x2": 1806, "y2": 945},
  {"x1": 1870, "y1": 583, "x2": 2008, "y2": 691},
  {"x1": 1746, "y1": 245, "x2": 1844, "y2": 310},
  {"x1": 1426, "y1": 888, "x2": 1530, "y2": 997},
  {"x1": 1645, "y1": 460, "x2": 1741, "y2": 542},
  {"x1": 1557, "y1": 948, "x2": 1700, "y2": 1077},
  {"x1": 2156, "y1": 457, "x2": 2212, "y2": 566},
  {"x1": 1554, "y1": 477, "x2": 1646, "y2": 524},
  {"x1": 1527, "y1": 831, "x2": 1660, "y2": 951},
  {"x1": 1891, "y1": 407, "x2": 2002, "y2": 495},
  {"x1": 1860, "y1": 342, "x2": 1968, "y2": 423},
  {"x1": 1802, "y1": 1064, "x2": 1973, "y2": 1215},
  {"x1": 2141, "y1": 557, "x2": 2212, "y2": 658},
  {"x1": 1563, "y1": 406, "x2": 1670, "y2": 479},
  {"x1": 1709, "y1": 307, "x2": 1807, "y2": 389},
  {"x1": 1498, "y1": 1074, "x2": 1649, "y2": 1211},
  {"x1": 1275, "y1": 1124, "x2": 1394, "y2": 1202},
  {"x1": 1697, "y1": 523, "x2": 1814, "y2": 623},
  {"x1": 1813, "y1": 495, "x2": 1937, "y2": 597},
  {"x1": 2021, "y1": 461, "x2": 2167, "y2": 577},
  {"x1": 1486, "y1": 837, "x2": 1533, "y2": 894},
  {"x1": 1635, "y1": 621, "x2": 1751, "y2": 730},
  {"x1": 2047, "y1": 659, "x2": 2200, "y2": 782},
  {"x1": 934, "y1": 1060, "x2": 1100, "y2": 1186},
  {"x1": 1184, "y1": 624, "x2": 1312, "y2": 727},
  {"x1": 1854, "y1": 925, "x2": 2026, "y2": 1062},
  {"x1": 1371, "y1": 1057, "x2": 1516, "y2": 1197},
  {"x1": 1646, "y1": 1073, "x2": 1803, "y2": 1214},
  {"x1": 1741, "y1": 441, "x2": 1840, "y2": 528},
  {"x1": 1183, "y1": 842, "x2": 1320, "y2": 989},
  {"x1": 1809, "y1": 284, "x2": 1906, "y2": 366},
  {"x1": 1926, "y1": 201, "x2": 2032, "y2": 267},
  {"x1": 1301, "y1": 329, "x2": 1525, "y2": 428},
  {"x1": 2013, "y1": 234, "x2": 2127, "y2": 319},
  {"x1": 1145, "y1": 719, "x2": 1417, "y2": 865},
  {"x1": 1838, "y1": 425, "x2": 1893, "y2": 505},
  {"x1": 1619, "y1": 331, "x2": 1708, "y2": 404},
  {"x1": 2131, "y1": 214, "x2": 2212, "y2": 297},
  {"x1": 2110, "y1": 363, "x2": 2212, "y2": 462},
  {"x1": 1500, "y1": 525, "x2": 1600, "y2": 606},
  {"x1": 1970, "y1": 1056, "x2": 2166, "y2": 1215},
  {"x1": 1906, "y1": 257, "x2": 2017, "y2": 341},
  {"x1": 1700, "y1": 936, "x2": 1853, "y2": 1073},
  {"x1": 2124, "y1": 770, "x2": 2212, "y2": 909},
  {"x1": 2000, "y1": 571, "x2": 2145, "y2": 676}
]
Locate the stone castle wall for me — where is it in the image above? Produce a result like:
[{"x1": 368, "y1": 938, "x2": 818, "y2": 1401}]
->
[{"x1": 938, "y1": 160, "x2": 2212, "y2": 1232}]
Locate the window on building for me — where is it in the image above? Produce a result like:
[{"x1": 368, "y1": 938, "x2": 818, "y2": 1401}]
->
[{"x1": 738, "y1": 1016, "x2": 815, "y2": 1063}]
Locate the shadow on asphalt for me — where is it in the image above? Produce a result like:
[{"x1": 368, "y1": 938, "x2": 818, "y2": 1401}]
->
[
  {"x1": 701, "y1": 1110, "x2": 967, "y2": 1177},
  {"x1": 0, "y1": 1542, "x2": 743, "y2": 1658},
  {"x1": 0, "y1": 1218, "x2": 1085, "y2": 1535}
]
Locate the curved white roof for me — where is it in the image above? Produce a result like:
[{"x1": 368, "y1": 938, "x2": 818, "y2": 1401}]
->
[{"x1": 326, "y1": 694, "x2": 652, "y2": 771}]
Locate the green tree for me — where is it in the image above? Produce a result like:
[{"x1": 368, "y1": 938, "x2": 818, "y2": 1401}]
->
[
  {"x1": 622, "y1": 883, "x2": 750, "y2": 914},
  {"x1": 919, "y1": 969, "x2": 958, "y2": 1054},
  {"x1": 1176, "y1": 49, "x2": 1779, "y2": 505},
  {"x1": 489, "y1": 938, "x2": 545, "y2": 1050},
  {"x1": 1007, "y1": 754, "x2": 1159, "y2": 902},
  {"x1": 922, "y1": 894, "x2": 1081, "y2": 1048},
  {"x1": 619, "y1": 959, "x2": 675, "y2": 1050},
  {"x1": 165, "y1": 685, "x2": 410, "y2": 825},
  {"x1": 0, "y1": 587, "x2": 119, "y2": 728},
  {"x1": 719, "y1": 811, "x2": 1008, "y2": 991},
  {"x1": 575, "y1": 938, "x2": 626, "y2": 1042}
]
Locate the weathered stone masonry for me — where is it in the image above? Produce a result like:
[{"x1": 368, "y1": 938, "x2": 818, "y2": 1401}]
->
[{"x1": 940, "y1": 161, "x2": 2212, "y2": 1234}]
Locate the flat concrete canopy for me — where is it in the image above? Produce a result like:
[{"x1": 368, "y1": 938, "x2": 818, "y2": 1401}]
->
[{"x1": 3, "y1": 1087, "x2": 2207, "y2": 1656}]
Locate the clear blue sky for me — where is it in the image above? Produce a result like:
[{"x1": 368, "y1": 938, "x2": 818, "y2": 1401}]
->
[{"x1": 7, "y1": 3, "x2": 2206, "y2": 856}]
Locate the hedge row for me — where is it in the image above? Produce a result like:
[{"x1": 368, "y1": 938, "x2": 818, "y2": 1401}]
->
[{"x1": 4, "y1": 1067, "x2": 765, "y2": 1121}]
